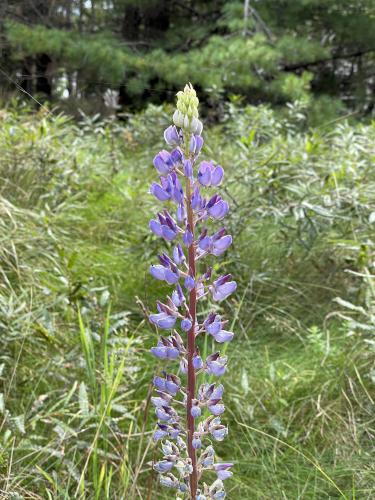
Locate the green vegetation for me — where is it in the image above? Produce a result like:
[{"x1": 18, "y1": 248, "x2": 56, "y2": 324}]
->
[
  {"x1": 1, "y1": 1, "x2": 374, "y2": 112},
  {"x1": 0, "y1": 101, "x2": 374, "y2": 498}
]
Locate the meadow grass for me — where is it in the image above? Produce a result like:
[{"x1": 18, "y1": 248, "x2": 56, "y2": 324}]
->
[{"x1": 0, "y1": 103, "x2": 374, "y2": 499}]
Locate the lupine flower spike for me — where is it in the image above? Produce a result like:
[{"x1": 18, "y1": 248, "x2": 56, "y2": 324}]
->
[{"x1": 149, "y1": 83, "x2": 236, "y2": 499}]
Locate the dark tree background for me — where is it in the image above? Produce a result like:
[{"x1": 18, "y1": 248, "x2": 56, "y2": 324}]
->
[{"x1": 0, "y1": 0, "x2": 374, "y2": 113}]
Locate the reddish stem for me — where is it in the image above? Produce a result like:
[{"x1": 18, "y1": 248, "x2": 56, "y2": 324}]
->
[{"x1": 186, "y1": 177, "x2": 197, "y2": 499}]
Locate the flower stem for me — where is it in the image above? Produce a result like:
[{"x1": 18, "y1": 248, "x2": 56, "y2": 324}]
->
[{"x1": 185, "y1": 137, "x2": 198, "y2": 499}]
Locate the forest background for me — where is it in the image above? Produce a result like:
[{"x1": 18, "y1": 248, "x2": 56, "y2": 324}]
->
[{"x1": 0, "y1": 1, "x2": 374, "y2": 499}]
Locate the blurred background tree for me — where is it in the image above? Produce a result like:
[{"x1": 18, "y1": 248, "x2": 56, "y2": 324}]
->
[{"x1": 0, "y1": 1, "x2": 374, "y2": 113}]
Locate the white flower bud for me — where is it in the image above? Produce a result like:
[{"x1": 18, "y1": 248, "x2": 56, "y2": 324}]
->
[
  {"x1": 173, "y1": 110, "x2": 184, "y2": 128},
  {"x1": 183, "y1": 115, "x2": 190, "y2": 129}
]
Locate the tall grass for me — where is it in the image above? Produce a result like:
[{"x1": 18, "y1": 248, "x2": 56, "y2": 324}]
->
[{"x1": 0, "y1": 102, "x2": 374, "y2": 498}]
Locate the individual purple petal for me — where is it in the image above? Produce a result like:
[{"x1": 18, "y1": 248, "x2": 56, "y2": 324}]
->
[
  {"x1": 179, "y1": 358, "x2": 188, "y2": 374},
  {"x1": 194, "y1": 135, "x2": 204, "y2": 154},
  {"x1": 206, "y1": 353, "x2": 227, "y2": 377},
  {"x1": 210, "y1": 384, "x2": 224, "y2": 400},
  {"x1": 165, "y1": 376, "x2": 180, "y2": 395},
  {"x1": 156, "y1": 407, "x2": 173, "y2": 421},
  {"x1": 151, "y1": 395, "x2": 171, "y2": 408},
  {"x1": 153, "y1": 376, "x2": 166, "y2": 391},
  {"x1": 198, "y1": 161, "x2": 212, "y2": 186},
  {"x1": 217, "y1": 470, "x2": 233, "y2": 481},
  {"x1": 173, "y1": 244, "x2": 185, "y2": 265},
  {"x1": 181, "y1": 318, "x2": 192, "y2": 331},
  {"x1": 212, "y1": 330, "x2": 234, "y2": 343},
  {"x1": 149, "y1": 219, "x2": 162, "y2": 237},
  {"x1": 208, "y1": 403, "x2": 225, "y2": 416},
  {"x1": 170, "y1": 148, "x2": 182, "y2": 165},
  {"x1": 211, "y1": 426, "x2": 228, "y2": 442},
  {"x1": 183, "y1": 228, "x2": 193, "y2": 247},
  {"x1": 211, "y1": 280, "x2": 237, "y2": 302},
  {"x1": 151, "y1": 346, "x2": 168, "y2": 359},
  {"x1": 212, "y1": 235, "x2": 232, "y2": 256},
  {"x1": 184, "y1": 275, "x2": 195, "y2": 291},
  {"x1": 161, "y1": 225, "x2": 177, "y2": 241},
  {"x1": 211, "y1": 166, "x2": 224, "y2": 186},
  {"x1": 153, "y1": 150, "x2": 172, "y2": 175},
  {"x1": 164, "y1": 268, "x2": 179, "y2": 285},
  {"x1": 206, "y1": 315, "x2": 222, "y2": 335},
  {"x1": 184, "y1": 159, "x2": 193, "y2": 178},
  {"x1": 191, "y1": 405, "x2": 201, "y2": 418},
  {"x1": 208, "y1": 200, "x2": 229, "y2": 220},
  {"x1": 171, "y1": 283, "x2": 185, "y2": 307},
  {"x1": 164, "y1": 125, "x2": 180, "y2": 146},
  {"x1": 193, "y1": 354, "x2": 203, "y2": 370},
  {"x1": 196, "y1": 282, "x2": 205, "y2": 299},
  {"x1": 214, "y1": 463, "x2": 233, "y2": 480},
  {"x1": 199, "y1": 234, "x2": 211, "y2": 251},
  {"x1": 176, "y1": 204, "x2": 186, "y2": 221},
  {"x1": 150, "y1": 313, "x2": 177, "y2": 329},
  {"x1": 154, "y1": 460, "x2": 174, "y2": 473},
  {"x1": 191, "y1": 187, "x2": 202, "y2": 210},
  {"x1": 150, "y1": 265, "x2": 166, "y2": 281},
  {"x1": 153, "y1": 428, "x2": 168, "y2": 441},
  {"x1": 192, "y1": 436, "x2": 202, "y2": 449},
  {"x1": 159, "y1": 474, "x2": 178, "y2": 488},
  {"x1": 150, "y1": 182, "x2": 170, "y2": 201}
]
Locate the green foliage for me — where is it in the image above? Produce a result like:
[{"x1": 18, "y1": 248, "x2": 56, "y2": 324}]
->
[
  {"x1": 2, "y1": 0, "x2": 374, "y2": 110},
  {"x1": 0, "y1": 103, "x2": 374, "y2": 498}
]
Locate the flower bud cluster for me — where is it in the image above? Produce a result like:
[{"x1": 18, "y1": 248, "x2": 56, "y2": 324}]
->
[
  {"x1": 173, "y1": 83, "x2": 203, "y2": 135},
  {"x1": 148, "y1": 84, "x2": 235, "y2": 499}
]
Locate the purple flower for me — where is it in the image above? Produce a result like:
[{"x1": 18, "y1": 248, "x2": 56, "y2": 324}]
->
[
  {"x1": 155, "y1": 406, "x2": 174, "y2": 422},
  {"x1": 151, "y1": 392, "x2": 172, "y2": 408},
  {"x1": 172, "y1": 244, "x2": 185, "y2": 265},
  {"x1": 176, "y1": 203, "x2": 186, "y2": 221},
  {"x1": 171, "y1": 284, "x2": 185, "y2": 307},
  {"x1": 149, "y1": 85, "x2": 234, "y2": 497},
  {"x1": 190, "y1": 135, "x2": 204, "y2": 155},
  {"x1": 211, "y1": 230, "x2": 232, "y2": 256},
  {"x1": 153, "y1": 374, "x2": 181, "y2": 395},
  {"x1": 150, "y1": 181, "x2": 170, "y2": 201},
  {"x1": 191, "y1": 187, "x2": 203, "y2": 210},
  {"x1": 183, "y1": 226, "x2": 193, "y2": 247},
  {"x1": 151, "y1": 336, "x2": 181, "y2": 359},
  {"x1": 164, "y1": 125, "x2": 180, "y2": 146},
  {"x1": 207, "y1": 196, "x2": 229, "y2": 220},
  {"x1": 159, "y1": 474, "x2": 179, "y2": 488},
  {"x1": 153, "y1": 150, "x2": 173, "y2": 175},
  {"x1": 192, "y1": 435, "x2": 202, "y2": 449},
  {"x1": 154, "y1": 460, "x2": 174, "y2": 473},
  {"x1": 210, "y1": 384, "x2": 224, "y2": 400},
  {"x1": 210, "y1": 419, "x2": 228, "y2": 441},
  {"x1": 191, "y1": 405, "x2": 201, "y2": 418},
  {"x1": 212, "y1": 330, "x2": 234, "y2": 343},
  {"x1": 184, "y1": 275, "x2": 195, "y2": 291},
  {"x1": 214, "y1": 463, "x2": 233, "y2": 481},
  {"x1": 197, "y1": 161, "x2": 224, "y2": 187},
  {"x1": 149, "y1": 211, "x2": 180, "y2": 241},
  {"x1": 181, "y1": 318, "x2": 192, "y2": 331},
  {"x1": 206, "y1": 352, "x2": 227, "y2": 377},
  {"x1": 153, "y1": 427, "x2": 168, "y2": 441},
  {"x1": 208, "y1": 402, "x2": 225, "y2": 416},
  {"x1": 150, "y1": 313, "x2": 177, "y2": 330},
  {"x1": 210, "y1": 275, "x2": 237, "y2": 302},
  {"x1": 193, "y1": 353, "x2": 203, "y2": 370},
  {"x1": 150, "y1": 264, "x2": 179, "y2": 285},
  {"x1": 184, "y1": 159, "x2": 193, "y2": 178}
]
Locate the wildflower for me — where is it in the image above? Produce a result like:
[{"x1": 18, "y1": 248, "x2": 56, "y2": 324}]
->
[{"x1": 148, "y1": 84, "x2": 235, "y2": 498}]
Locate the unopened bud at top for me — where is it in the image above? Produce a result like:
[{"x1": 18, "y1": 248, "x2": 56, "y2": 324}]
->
[{"x1": 173, "y1": 83, "x2": 203, "y2": 135}]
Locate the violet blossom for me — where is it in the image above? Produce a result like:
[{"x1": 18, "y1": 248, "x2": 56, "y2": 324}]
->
[{"x1": 148, "y1": 83, "x2": 235, "y2": 499}]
